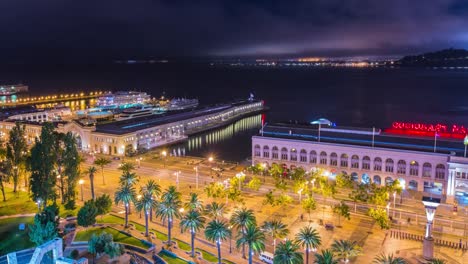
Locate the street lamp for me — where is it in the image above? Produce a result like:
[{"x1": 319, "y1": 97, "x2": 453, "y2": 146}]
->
[
  {"x1": 79, "y1": 179, "x2": 84, "y2": 201},
  {"x1": 261, "y1": 163, "x2": 267, "y2": 182},
  {"x1": 162, "y1": 151, "x2": 167, "y2": 168},
  {"x1": 193, "y1": 166, "x2": 199, "y2": 189},
  {"x1": 298, "y1": 188, "x2": 303, "y2": 203},
  {"x1": 36, "y1": 199, "x2": 42, "y2": 211},
  {"x1": 136, "y1": 157, "x2": 142, "y2": 168},
  {"x1": 208, "y1": 156, "x2": 214, "y2": 176},
  {"x1": 174, "y1": 171, "x2": 181, "y2": 190},
  {"x1": 386, "y1": 203, "x2": 390, "y2": 216},
  {"x1": 228, "y1": 225, "x2": 233, "y2": 253},
  {"x1": 422, "y1": 197, "x2": 441, "y2": 260},
  {"x1": 235, "y1": 172, "x2": 245, "y2": 191}
]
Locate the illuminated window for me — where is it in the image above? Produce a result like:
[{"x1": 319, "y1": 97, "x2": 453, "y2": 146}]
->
[
  {"x1": 409, "y1": 161, "x2": 419, "y2": 176},
  {"x1": 263, "y1": 146, "x2": 270, "y2": 158},
  {"x1": 319, "y1": 151, "x2": 327, "y2": 165},
  {"x1": 330, "y1": 153, "x2": 338, "y2": 166},
  {"x1": 351, "y1": 155, "x2": 359, "y2": 169},
  {"x1": 300, "y1": 149, "x2": 307, "y2": 162},
  {"x1": 422, "y1": 163, "x2": 432, "y2": 178},
  {"x1": 290, "y1": 148, "x2": 297, "y2": 161},
  {"x1": 385, "y1": 159, "x2": 394, "y2": 173},
  {"x1": 397, "y1": 160, "x2": 406, "y2": 175},
  {"x1": 272, "y1": 146, "x2": 279, "y2": 159},
  {"x1": 340, "y1": 154, "x2": 348, "y2": 167},
  {"x1": 362, "y1": 156, "x2": 370, "y2": 170},
  {"x1": 280, "y1": 148, "x2": 288, "y2": 160},
  {"x1": 374, "y1": 157, "x2": 382, "y2": 171}
]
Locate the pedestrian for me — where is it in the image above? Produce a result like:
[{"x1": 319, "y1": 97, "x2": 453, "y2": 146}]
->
[
  {"x1": 189, "y1": 185, "x2": 192, "y2": 190},
  {"x1": 300, "y1": 214, "x2": 303, "y2": 221},
  {"x1": 460, "y1": 239, "x2": 462, "y2": 249}
]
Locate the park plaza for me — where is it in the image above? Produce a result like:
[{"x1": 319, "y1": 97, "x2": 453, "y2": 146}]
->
[{"x1": 252, "y1": 121, "x2": 468, "y2": 204}]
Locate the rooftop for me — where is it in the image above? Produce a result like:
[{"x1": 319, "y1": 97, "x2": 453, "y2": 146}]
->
[{"x1": 258, "y1": 123, "x2": 468, "y2": 157}]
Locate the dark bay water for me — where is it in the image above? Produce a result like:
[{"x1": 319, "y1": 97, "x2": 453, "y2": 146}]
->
[{"x1": 1, "y1": 64, "x2": 468, "y2": 160}]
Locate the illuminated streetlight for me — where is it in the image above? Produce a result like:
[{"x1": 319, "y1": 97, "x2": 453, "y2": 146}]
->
[
  {"x1": 179, "y1": 208, "x2": 185, "y2": 233},
  {"x1": 162, "y1": 151, "x2": 167, "y2": 168},
  {"x1": 235, "y1": 172, "x2": 245, "y2": 191},
  {"x1": 228, "y1": 225, "x2": 233, "y2": 253},
  {"x1": 261, "y1": 163, "x2": 267, "y2": 182},
  {"x1": 298, "y1": 188, "x2": 303, "y2": 202},
  {"x1": 193, "y1": 166, "x2": 199, "y2": 189},
  {"x1": 79, "y1": 179, "x2": 85, "y2": 201},
  {"x1": 174, "y1": 171, "x2": 181, "y2": 190}
]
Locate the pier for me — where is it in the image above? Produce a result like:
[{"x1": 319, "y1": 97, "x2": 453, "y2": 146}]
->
[{"x1": 0, "y1": 91, "x2": 109, "y2": 107}]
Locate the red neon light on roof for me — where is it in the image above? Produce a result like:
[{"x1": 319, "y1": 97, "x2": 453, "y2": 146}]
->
[{"x1": 387, "y1": 121, "x2": 467, "y2": 139}]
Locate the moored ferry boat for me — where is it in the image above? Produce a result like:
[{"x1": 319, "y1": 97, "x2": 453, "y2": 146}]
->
[
  {"x1": 0, "y1": 84, "x2": 28, "y2": 95},
  {"x1": 97, "y1": 91, "x2": 151, "y2": 108},
  {"x1": 165, "y1": 98, "x2": 199, "y2": 111},
  {"x1": 117, "y1": 105, "x2": 160, "y2": 120}
]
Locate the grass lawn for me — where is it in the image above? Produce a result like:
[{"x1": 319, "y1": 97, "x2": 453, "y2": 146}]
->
[
  {"x1": 222, "y1": 260, "x2": 236, "y2": 264},
  {"x1": 130, "y1": 220, "x2": 146, "y2": 232},
  {"x1": 0, "y1": 216, "x2": 35, "y2": 255},
  {"x1": 97, "y1": 214, "x2": 124, "y2": 225},
  {"x1": 74, "y1": 226, "x2": 150, "y2": 249},
  {"x1": 158, "y1": 251, "x2": 189, "y2": 264},
  {"x1": 197, "y1": 248, "x2": 219, "y2": 263},
  {"x1": 174, "y1": 238, "x2": 191, "y2": 251},
  {"x1": 0, "y1": 187, "x2": 37, "y2": 216},
  {"x1": 152, "y1": 229, "x2": 168, "y2": 241}
]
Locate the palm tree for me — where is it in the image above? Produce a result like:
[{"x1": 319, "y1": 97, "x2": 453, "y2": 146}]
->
[
  {"x1": 143, "y1": 180, "x2": 161, "y2": 221},
  {"x1": 296, "y1": 225, "x2": 321, "y2": 264},
  {"x1": 230, "y1": 207, "x2": 256, "y2": 258},
  {"x1": 180, "y1": 210, "x2": 206, "y2": 257},
  {"x1": 114, "y1": 184, "x2": 136, "y2": 228},
  {"x1": 262, "y1": 220, "x2": 290, "y2": 252},
  {"x1": 94, "y1": 157, "x2": 111, "y2": 185},
  {"x1": 314, "y1": 250, "x2": 338, "y2": 264},
  {"x1": 156, "y1": 186, "x2": 182, "y2": 245},
  {"x1": 135, "y1": 188, "x2": 158, "y2": 237},
  {"x1": 373, "y1": 253, "x2": 407, "y2": 264},
  {"x1": 185, "y1": 193, "x2": 203, "y2": 212},
  {"x1": 274, "y1": 240, "x2": 303, "y2": 264},
  {"x1": 86, "y1": 166, "x2": 97, "y2": 200},
  {"x1": 205, "y1": 219, "x2": 231, "y2": 264},
  {"x1": 118, "y1": 162, "x2": 135, "y2": 173},
  {"x1": 236, "y1": 224, "x2": 265, "y2": 264},
  {"x1": 331, "y1": 240, "x2": 362, "y2": 263},
  {"x1": 204, "y1": 202, "x2": 226, "y2": 220},
  {"x1": 119, "y1": 171, "x2": 139, "y2": 187}
]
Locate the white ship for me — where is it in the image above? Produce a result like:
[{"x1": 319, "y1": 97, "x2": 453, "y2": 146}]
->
[
  {"x1": 97, "y1": 91, "x2": 151, "y2": 108},
  {"x1": 0, "y1": 84, "x2": 28, "y2": 95},
  {"x1": 166, "y1": 98, "x2": 199, "y2": 111},
  {"x1": 117, "y1": 105, "x2": 158, "y2": 120}
]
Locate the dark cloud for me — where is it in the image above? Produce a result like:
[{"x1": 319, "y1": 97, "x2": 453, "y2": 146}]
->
[{"x1": 0, "y1": 0, "x2": 467, "y2": 62}]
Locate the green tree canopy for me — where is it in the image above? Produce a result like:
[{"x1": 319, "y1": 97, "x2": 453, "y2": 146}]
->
[{"x1": 77, "y1": 200, "x2": 98, "y2": 227}]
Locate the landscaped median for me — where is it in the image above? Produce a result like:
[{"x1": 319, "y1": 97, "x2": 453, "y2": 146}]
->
[{"x1": 73, "y1": 226, "x2": 155, "y2": 253}]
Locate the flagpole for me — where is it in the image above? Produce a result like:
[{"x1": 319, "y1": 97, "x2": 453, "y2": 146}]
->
[
  {"x1": 464, "y1": 135, "x2": 468, "y2": 158},
  {"x1": 433, "y1": 132, "x2": 437, "y2": 152},
  {"x1": 465, "y1": 144, "x2": 467, "y2": 158},
  {"x1": 318, "y1": 123, "x2": 321, "y2": 142},
  {"x1": 372, "y1": 127, "x2": 375, "y2": 148}
]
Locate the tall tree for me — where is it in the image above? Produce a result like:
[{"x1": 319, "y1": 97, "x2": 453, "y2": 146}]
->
[
  {"x1": 236, "y1": 224, "x2": 265, "y2": 264},
  {"x1": 142, "y1": 179, "x2": 161, "y2": 221},
  {"x1": 274, "y1": 240, "x2": 303, "y2": 264},
  {"x1": 373, "y1": 253, "x2": 407, "y2": 264},
  {"x1": 77, "y1": 200, "x2": 98, "y2": 227},
  {"x1": 314, "y1": 250, "x2": 338, "y2": 264},
  {"x1": 62, "y1": 132, "x2": 81, "y2": 209},
  {"x1": 86, "y1": 166, "x2": 97, "y2": 200},
  {"x1": 204, "y1": 202, "x2": 226, "y2": 220},
  {"x1": 6, "y1": 122, "x2": 27, "y2": 193},
  {"x1": 28, "y1": 204, "x2": 60, "y2": 246},
  {"x1": 262, "y1": 220, "x2": 289, "y2": 252},
  {"x1": 156, "y1": 186, "x2": 181, "y2": 245},
  {"x1": 230, "y1": 208, "x2": 256, "y2": 259},
  {"x1": 94, "y1": 157, "x2": 111, "y2": 185},
  {"x1": 114, "y1": 184, "x2": 136, "y2": 228},
  {"x1": 29, "y1": 122, "x2": 57, "y2": 207},
  {"x1": 204, "y1": 219, "x2": 231, "y2": 264},
  {"x1": 302, "y1": 196, "x2": 317, "y2": 221},
  {"x1": 118, "y1": 162, "x2": 135, "y2": 174},
  {"x1": 331, "y1": 240, "x2": 362, "y2": 263},
  {"x1": 135, "y1": 186, "x2": 158, "y2": 237},
  {"x1": 295, "y1": 225, "x2": 321, "y2": 264},
  {"x1": 95, "y1": 194, "x2": 112, "y2": 219},
  {"x1": 333, "y1": 201, "x2": 351, "y2": 227},
  {"x1": 180, "y1": 210, "x2": 206, "y2": 257}
]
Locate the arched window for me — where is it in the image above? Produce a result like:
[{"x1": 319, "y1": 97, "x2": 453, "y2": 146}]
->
[
  {"x1": 385, "y1": 176, "x2": 394, "y2": 186},
  {"x1": 435, "y1": 164, "x2": 445, "y2": 179},
  {"x1": 319, "y1": 151, "x2": 327, "y2": 165},
  {"x1": 300, "y1": 149, "x2": 307, "y2": 162},
  {"x1": 374, "y1": 157, "x2": 382, "y2": 171},
  {"x1": 351, "y1": 155, "x2": 359, "y2": 169},
  {"x1": 409, "y1": 161, "x2": 419, "y2": 176},
  {"x1": 281, "y1": 148, "x2": 288, "y2": 160},
  {"x1": 263, "y1": 146, "x2": 270, "y2": 158},
  {"x1": 397, "y1": 160, "x2": 406, "y2": 175},
  {"x1": 422, "y1": 163, "x2": 432, "y2": 178},
  {"x1": 362, "y1": 156, "x2": 371, "y2": 170},
  {"x1": 385, "y1": 158, "x2": 394, "y2": 173},
  {"x1": 330, "y1": 153, "x2": 338, "y2": 166},
  {"x1": 373, "y1": 175, "x2": 381, "y2": 185},
  {"x1": 272, "y1": 146, "x2": 279, "y2": 159},
  {"x1": 340, "y1": 154, "x2": 349, "y2": 167},
  {"x1": 310, "y1": 151, "x2": 317, "y2": 164},
  {"x1": 290, "y1": 148, "x2": 297, "y2": 161},
  {"x1": 254, "y1": 145, "x2": 261, "y2": 157}
]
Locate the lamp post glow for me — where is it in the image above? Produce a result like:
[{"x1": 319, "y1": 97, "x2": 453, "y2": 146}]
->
[
  {"x1": 136, "y1": 157, "x2": 142, "y2": 168},
  {"x1": 79, "y1": 179, "x2": 84, "y2": 201},
  {"x1": 193, "y1": 166, "x2": 199, "y2": 189},
  {"x1": 298, "y1": 188, "x2": 303, "y2": 202},
  {"x1": 422, "y1": 196, "x2": 441, "y2": 260},
  {"x1": 261, "y1": 163, "x2": 267, "y2": 182},
  {"x1": 236, "y1": 172, "x2": 245, "y2": 191},
  {"x1": 208, "y1": 156, "x2": 214, "y2": 176},
  {"x1": 228, "y1": 225, "x2": 233, "y2": 253},
  {"x1": 161, "y1": 151, "x2": 167, "y2": 168},
  {"x1": 179, "y1": 208, "x2": 185, "y2": 233},
  {"x1": 174, "y1": 171, "x2": 181, "y2": 190}
]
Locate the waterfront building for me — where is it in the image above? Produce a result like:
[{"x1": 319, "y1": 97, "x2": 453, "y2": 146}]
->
[
  {"x1": 0, "y1": 100, "x2": 264, "y2": 156},
  {"x1": 252, "y1": 123, "x2": 468, "y2": 203},
  {"x1": 6, "y1": 105, "x2": 72, "y2": 123}
]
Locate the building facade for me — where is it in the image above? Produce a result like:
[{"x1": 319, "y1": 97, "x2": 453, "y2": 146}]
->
[{"x1": 252, "y1": 128, "x2": 468, "y2": 203}]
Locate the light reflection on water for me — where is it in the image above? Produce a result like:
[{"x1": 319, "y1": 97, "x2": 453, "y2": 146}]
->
[{"x1": 168, "y1": 114, "x2": 262, "y2": 161}]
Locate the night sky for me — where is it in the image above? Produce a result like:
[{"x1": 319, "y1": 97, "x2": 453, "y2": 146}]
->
[{"x1": 1, "y1": 0, "x2": 468, "y2": 62}]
